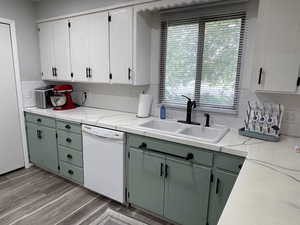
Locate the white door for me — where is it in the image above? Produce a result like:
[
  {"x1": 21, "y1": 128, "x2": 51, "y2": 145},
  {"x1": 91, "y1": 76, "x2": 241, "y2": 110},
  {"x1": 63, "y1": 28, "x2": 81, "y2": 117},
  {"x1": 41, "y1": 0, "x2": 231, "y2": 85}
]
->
[
  {"x1": 109, "y1": 7, "x2": 133, "y2": 84},
  {"x1": 38, "y1": 22, "x2": 55, "y2": 80},
  {"x1": 255, "y1": 0, "x2": 300, "y2": 92},
  {"x1": 53, "y1": 19, "x2": 71, "y2": 81},
  {"x1": 70, "y1": 16, "x2": 89, "y2": 82},
  {"x1": 0, "y1": 23, "x2": 24, "y2": 174},
  {"x1": 88, "y1": 12, "x2": 110, "y2": 83}
]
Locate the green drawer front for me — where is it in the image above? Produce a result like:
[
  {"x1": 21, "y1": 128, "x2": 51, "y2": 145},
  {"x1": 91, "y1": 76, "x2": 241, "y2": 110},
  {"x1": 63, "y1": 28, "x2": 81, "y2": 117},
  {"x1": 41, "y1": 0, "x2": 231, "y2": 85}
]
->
[
  {"x1": 25, "y1": 113, "x2": 56, "y2": 128},
  {"x1": 58, "y1": 130, "x2": 82, "y2": 151},
  {"x1": 127, "y1": 134, "x2": 213, "y2": 167},
  {"x1": 57, "y1": 120, "x2": 81, "y2": 134},
  {"x1": 61, "y1": 161, "x2": 83, "y2": 184},
  {"x1": 214, "y1": 153, "x2": 245, "y2": 174},
  {"x1": 59, "y1": 146, "x2": 83, "y2": 168}
]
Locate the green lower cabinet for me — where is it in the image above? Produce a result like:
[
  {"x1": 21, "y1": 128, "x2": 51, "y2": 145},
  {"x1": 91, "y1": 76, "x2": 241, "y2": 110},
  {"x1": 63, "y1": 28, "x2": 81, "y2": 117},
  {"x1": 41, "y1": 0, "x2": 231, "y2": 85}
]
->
[
  {"x1": 208, "y1": 169, "x2": 238, "y2": 225},
  {"x1": 164, "y1": 157, "x2": 211, "y2": 225},
  {"x1": 128, "y1": 147, "x2": 165, "y2": 216},
  {"x1": 26, "y1": 122, "x2": 58, "y2": 173}
]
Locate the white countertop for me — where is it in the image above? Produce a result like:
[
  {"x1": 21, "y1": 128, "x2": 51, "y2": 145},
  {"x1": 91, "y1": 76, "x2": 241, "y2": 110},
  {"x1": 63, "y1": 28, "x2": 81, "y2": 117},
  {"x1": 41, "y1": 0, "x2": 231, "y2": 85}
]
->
[{"x1": 24, "y1": 106, "x2": 300, "y2": 225}]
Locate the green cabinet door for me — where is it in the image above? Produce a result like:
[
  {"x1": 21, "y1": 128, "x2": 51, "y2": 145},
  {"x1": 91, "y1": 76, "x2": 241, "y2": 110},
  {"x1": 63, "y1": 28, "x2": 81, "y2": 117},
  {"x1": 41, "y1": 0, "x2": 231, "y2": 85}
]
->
[
  {"x1": 208, "y1": 169, "x2": 238, "y2": 225},
  {"x1": 26, "y1": 122, "x2": 58, "y2": 173},
  {"x1": 26, "y1": 122, "x2": 43, "y2": 166},
  {"x1": 164, "y1": 157, "x2": 211, "y2": 225},
  {"x1": 39, "y1": 125, "x2": 58, "y2": 173},
  {"x1": 128, "y1": 147, "x2": 165, "y2": 216}
]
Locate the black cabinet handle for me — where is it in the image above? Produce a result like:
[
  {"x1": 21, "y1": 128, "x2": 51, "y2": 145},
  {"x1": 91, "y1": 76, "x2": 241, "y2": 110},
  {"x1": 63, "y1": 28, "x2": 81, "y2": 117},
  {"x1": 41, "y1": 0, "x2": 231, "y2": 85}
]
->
[
  {"x1": 258, "y1": 67, "x2": 263, "y2": 84},
  {"x1": 139, "y1": 142, "x2": 147, "y2": 149},
  {"x1": 165, "y1": 164, "x2": 169, "y2": 178},
  {"x1": 37, "y1": 130, "x2": 42, "y2": 139},
  {"x1": 68, "y1": 170, "x2": 74, "y2": 175},
  {"x1": 89, "y1": 68, "x2": 92, "y2": 78},
  {"x1": 65, "y1": 124, "x2": 71, "y2": 129},
  {"x1": 86, "y1": 68, "x2": 89, "y2": 78},
  {"x1": 52, "y1": 67, "x2": 55, "y2": 77},
  {"x1": 160, "y1": 163, "x2": 164, "y2": 177},
  {"x1": 128, "y1": 68, "x2": 131, "y2": 80},
  {"x1": 66, "y1": 138, "x2": 72, "y2": 143},
  {"x1": 185, "y1": 153, "x2": 194, "y2": 160},
  {"x1": 67, "y1": 154, "x2": 73, "y2": 159},
  {"x1": 37, "y1": 118, "x2": 42, "y2": 123},
  {"x1": 216, "y1": 178, "x2": 220, "y2": 194}
]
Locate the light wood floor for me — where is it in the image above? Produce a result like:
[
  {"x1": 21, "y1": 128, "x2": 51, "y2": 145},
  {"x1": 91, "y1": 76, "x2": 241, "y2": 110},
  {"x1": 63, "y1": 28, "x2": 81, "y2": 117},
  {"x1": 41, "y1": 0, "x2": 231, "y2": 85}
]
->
[{"x1": 0, "y1": 167, "x2": 171, "y2": 225}]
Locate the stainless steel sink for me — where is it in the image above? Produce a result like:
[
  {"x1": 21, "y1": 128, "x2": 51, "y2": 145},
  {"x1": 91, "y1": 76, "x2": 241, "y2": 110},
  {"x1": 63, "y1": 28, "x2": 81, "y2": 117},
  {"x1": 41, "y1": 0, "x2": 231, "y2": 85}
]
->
[{"x1": 138, "y1": 119, "x2": 229, "y2": 143}]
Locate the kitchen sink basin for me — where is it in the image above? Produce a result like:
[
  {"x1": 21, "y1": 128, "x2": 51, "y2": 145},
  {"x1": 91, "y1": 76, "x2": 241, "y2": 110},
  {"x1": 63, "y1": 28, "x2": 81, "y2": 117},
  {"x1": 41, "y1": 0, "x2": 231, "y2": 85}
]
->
[
  {"x1": 179, "y1": 125, "x2": 229, "y2": 143},
  {"x1": 139, "y1": 119, "x2": 186, "y2": 132},
  {"x1": 138, "y1": 119, "x2": 229, "y2": 143}
]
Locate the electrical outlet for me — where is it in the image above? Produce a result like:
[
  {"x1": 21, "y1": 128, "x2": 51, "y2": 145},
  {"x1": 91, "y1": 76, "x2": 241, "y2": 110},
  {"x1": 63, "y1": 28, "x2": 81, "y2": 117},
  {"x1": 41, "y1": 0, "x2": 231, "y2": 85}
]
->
[{"x1": 284, "y1": 111, "x2": 296, "y2": 123}]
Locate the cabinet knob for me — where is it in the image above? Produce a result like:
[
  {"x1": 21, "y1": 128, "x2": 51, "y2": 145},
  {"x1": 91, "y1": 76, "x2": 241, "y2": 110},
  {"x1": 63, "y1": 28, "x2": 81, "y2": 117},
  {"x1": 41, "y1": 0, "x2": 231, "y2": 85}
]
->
[
  {"x1": 139, "y1": 142, "x2": 147, "y2": 149},
  {"x1": 66, "y1": 138, "x2": 72, "y2": 143},
  {"x1": 37, "y1": 118, "x2": 42, "y2": 123},
  {"x1": 65, "y1": 124, "x2": 71, "y2": 129},
  {"x1": 68, "y1": 170, "x2": 74, "y2": 175},
  {"x1": 67, "y1": 154, "x2": 72, "y2": 159},
  {"x1": 185, "y1": 153, "x2": 194, "y2": 160}
]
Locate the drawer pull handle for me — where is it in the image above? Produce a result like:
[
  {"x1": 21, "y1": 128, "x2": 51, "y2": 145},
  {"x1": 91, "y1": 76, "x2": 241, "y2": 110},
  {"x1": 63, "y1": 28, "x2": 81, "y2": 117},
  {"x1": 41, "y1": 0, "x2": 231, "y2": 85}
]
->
[
  {"x1": 258, "y1": 67, "x2": 263, "y2": 84},
  {"x1": 68, "y1": 170, "x2": 74, "y2": 175},
  {"x1": 65, "y1": 125, "x2": 71, "y2": 129},
  {"x1": 185, "y1": 153, "x2": 194, "y2": 160},
  {"x1": 139, "y1": 142, "x2": 147, "y2": 149},
  {"x1": 37, "y1": 118, "x2": 42, "y2": 123},
  {"x1": 67, "y1": 154, "x2": 73, "y2": 159},
  {"x1": 37, "y1": 130, "x2": 42, "y2": 139},
  {"x1": 66, "y1": 138, "x2": 72, "y2": 143},
  {"x1": 216, "y1": 178, "x2": 220, "y2": 194}
]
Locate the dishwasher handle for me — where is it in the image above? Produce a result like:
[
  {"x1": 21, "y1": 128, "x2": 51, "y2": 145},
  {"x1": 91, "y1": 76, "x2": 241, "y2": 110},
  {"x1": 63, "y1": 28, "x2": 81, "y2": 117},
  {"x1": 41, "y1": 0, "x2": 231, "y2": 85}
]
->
[{"x1": 82, "y1": 125, "x2": 124, "y2": 140}]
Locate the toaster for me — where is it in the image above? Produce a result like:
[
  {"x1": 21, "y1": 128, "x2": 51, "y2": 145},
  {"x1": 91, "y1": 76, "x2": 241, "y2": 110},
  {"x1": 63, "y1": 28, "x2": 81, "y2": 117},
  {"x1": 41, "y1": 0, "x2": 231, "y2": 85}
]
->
[{"x1": 35, "y1": 86, "x2": 53, "y2": 109}]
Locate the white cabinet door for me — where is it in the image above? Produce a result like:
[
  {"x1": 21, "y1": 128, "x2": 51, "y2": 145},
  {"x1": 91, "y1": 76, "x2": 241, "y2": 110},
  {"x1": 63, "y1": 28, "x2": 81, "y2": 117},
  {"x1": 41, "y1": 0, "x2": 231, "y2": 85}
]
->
[
  {"x1": 88, "y1": 12, "x2": 110, "y2": 83},
  {"x1": 255, "y1": 0, "x2": 300, "y2": 93},
  {"x1": 53, "y1": 19, "x2": 71, "y2": 81},
  {"x1": 38, "y1": 22, "x2": 55, "y2": 80},
  {"x1": 109, "y1": 7, "x2": 133, "y2": 84},
  {"x1": 70, "y1": 16, "x2": 89, "y2": 82}
]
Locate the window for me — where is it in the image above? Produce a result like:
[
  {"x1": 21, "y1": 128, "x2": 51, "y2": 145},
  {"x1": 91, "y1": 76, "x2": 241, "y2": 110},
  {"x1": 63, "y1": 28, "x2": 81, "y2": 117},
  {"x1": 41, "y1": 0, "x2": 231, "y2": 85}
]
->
[{"x1": 160, "y1": 12, "x2": 246, "y2": 112}]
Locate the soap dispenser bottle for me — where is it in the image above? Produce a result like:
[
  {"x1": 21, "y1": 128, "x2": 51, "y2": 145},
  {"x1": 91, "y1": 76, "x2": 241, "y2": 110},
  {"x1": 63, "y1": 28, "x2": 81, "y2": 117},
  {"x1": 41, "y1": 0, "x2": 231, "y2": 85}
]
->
[{"x1": 160, "y1": 105, "x2": 166, "y2": 120}]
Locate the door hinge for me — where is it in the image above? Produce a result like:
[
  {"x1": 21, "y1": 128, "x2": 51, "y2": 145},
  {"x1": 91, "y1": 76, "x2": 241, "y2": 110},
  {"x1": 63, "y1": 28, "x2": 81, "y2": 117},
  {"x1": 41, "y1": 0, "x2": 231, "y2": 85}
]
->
[
  {"x1": 71, "y1": 72, "x2": 74, "y2": 78},
  {"x1": 297, "y1": 77, "x2": 300, "y2": 87},
  {"x1": 68, "y1": 22, "x2": 71, "y2": 28},
  {"x1": 109, "y1": 73, "x2": 112, "y2": 80},
  {"x1": 210, "y1": 174, "x2": 214, "y2": 183},
  {"x1": 127, "y1": 191, "x2": 130, "y2": 199},
  {"x1": 108, "y1": 15, "x2": 111, "y2": 22}
]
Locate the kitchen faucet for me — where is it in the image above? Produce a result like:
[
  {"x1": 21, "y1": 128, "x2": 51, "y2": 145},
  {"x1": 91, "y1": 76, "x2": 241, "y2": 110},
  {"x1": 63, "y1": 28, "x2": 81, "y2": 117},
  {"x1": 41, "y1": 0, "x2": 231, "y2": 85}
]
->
[{"x1": 178, "y1": 95, "x2": 200, "y2": 125}]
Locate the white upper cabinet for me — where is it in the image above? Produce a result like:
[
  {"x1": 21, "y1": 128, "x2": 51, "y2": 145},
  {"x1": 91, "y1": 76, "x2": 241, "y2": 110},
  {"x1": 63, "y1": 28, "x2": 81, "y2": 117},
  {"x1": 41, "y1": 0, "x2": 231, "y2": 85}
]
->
[
  {"x1": 70, "y1": 12, "x2": 109, "y2": 83},
  {"x1": 109, "y1": 7, "x2": 133, "y2": 85},
  {"x1": 254, "y1": 0, "x2": 300, "y2": 93},
  {"x1": 38, "y1": 19, "x2": 71, "y2": 81},
  {"x1": 38, "y1": 5, "x2": 151, "y2": 85}
]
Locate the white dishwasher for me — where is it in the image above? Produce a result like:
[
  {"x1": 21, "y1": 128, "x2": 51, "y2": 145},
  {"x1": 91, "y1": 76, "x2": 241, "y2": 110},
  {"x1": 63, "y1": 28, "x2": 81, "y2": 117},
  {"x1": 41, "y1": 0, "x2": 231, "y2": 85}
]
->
[{"x1": 82, "y1": 125, "x2": 125, "y2": 203}]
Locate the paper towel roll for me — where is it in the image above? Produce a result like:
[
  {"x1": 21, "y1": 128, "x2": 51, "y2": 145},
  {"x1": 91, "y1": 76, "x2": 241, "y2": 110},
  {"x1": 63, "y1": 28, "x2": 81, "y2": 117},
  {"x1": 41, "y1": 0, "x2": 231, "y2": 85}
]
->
[{"x1": 137, "y1": 94, "x2": 152, "y2": 118}]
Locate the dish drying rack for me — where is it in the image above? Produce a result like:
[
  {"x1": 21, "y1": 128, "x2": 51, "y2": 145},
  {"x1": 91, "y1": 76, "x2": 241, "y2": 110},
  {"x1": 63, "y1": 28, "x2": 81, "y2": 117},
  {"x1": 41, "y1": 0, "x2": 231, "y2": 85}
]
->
[{"x1": 239, "y1": 101, "x2": 284, "y2": 142}]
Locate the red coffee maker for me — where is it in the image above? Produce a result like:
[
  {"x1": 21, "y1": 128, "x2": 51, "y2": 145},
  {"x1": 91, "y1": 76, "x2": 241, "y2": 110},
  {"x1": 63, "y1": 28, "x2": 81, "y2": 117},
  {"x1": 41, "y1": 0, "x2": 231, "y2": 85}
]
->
[{"x1": 50, "y1": 85, "x2": 77, "y2": 110}]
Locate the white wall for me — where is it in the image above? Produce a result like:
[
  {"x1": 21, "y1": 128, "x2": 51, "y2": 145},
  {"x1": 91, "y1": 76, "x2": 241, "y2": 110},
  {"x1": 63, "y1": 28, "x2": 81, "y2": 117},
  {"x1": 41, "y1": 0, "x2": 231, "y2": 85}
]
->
[
  {"x1": 35, "y1": 0, "x2": 300, "y2": 137},
  {"x1": 0, "y1": 0, "x2": 40, "y2": 81}
]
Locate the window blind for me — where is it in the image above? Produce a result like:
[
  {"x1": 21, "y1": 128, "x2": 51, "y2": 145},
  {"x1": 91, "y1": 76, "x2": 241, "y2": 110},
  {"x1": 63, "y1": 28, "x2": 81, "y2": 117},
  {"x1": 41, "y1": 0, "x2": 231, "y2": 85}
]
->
[{"x1": 159, "y1": 8, "x2": 246, "y2": 112}]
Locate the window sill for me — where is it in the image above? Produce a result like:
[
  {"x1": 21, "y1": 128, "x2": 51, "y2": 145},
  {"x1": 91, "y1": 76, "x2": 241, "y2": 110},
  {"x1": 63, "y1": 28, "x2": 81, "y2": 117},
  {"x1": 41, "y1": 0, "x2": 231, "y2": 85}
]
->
[{"x1": 161, "y1": 103, "x2": 238, "y2": 115}]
